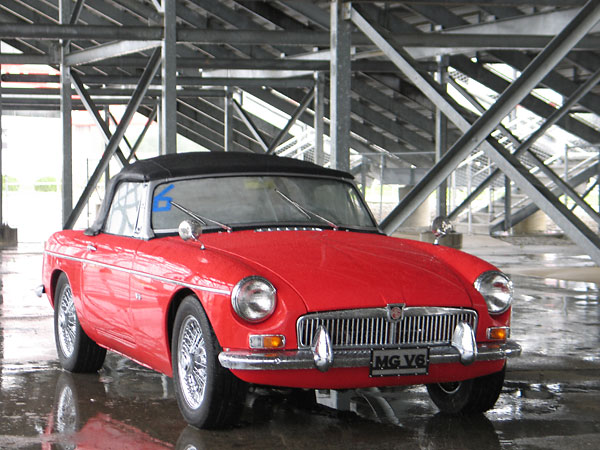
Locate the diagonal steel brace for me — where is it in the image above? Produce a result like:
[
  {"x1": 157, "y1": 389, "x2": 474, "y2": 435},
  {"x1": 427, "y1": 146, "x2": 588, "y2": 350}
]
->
[{"x1": 64, "y1": 48, "x2": 162, "y2": 229}]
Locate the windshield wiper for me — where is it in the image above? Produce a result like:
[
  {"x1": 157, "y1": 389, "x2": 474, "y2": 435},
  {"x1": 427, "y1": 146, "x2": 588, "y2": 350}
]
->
[
  {"x1": 171, "y1": 201, "x2": 232, "y2": 233},
  {"x1": 274, "y1": 189, "x2": 339, "y2": 231}
]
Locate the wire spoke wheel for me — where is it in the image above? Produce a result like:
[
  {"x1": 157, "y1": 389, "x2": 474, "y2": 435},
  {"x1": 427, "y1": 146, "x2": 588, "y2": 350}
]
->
[
  {"x1": 57, "y1": 285, "x2": 77, "y2": 358},
  {"x1": 178, "y1": 315, "x2": 208, "y2": 409},
  {"x1": 172, "y1": 296, "x2": 247, "y2": 429},
  {"x1": 53, "y1": 273, "x2": 106, "y2": 373}
]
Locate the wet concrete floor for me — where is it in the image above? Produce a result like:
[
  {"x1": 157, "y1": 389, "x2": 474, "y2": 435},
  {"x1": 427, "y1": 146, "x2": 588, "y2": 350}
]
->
[{"x1": 1, "y1": 239, "x2": 599, "y2": 449}]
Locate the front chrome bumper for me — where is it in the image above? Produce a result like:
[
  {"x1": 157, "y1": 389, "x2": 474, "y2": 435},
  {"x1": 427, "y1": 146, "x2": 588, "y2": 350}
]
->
[{"x1": 218, "y1": 339, "x2": 522, "y2": 371}]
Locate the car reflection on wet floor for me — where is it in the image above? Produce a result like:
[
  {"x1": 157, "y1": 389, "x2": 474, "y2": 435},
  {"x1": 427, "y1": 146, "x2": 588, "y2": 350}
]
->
[{"x1": 1, "y1": 243, "x2": 599, "y2": 449}]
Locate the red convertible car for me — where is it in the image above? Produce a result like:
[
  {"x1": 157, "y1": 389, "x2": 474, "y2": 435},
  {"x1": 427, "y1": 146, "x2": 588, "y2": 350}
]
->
[{"x1": 41, "y1": 152, "x2": 520, "y2": 429}]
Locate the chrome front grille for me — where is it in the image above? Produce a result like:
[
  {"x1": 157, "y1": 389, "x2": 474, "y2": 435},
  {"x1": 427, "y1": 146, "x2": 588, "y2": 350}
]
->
[{"x1": 297, "y1": 307, "x2": 477, "y2": 349}]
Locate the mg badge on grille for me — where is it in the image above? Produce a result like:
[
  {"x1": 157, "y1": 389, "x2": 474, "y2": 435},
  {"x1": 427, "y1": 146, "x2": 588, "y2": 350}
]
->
[{"x1": 387, "y1": 304, "x2": 406, "y2": 321}]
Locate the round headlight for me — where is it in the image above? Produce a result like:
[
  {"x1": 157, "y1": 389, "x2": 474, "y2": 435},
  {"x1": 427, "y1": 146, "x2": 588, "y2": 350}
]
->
[
  {"x1": 231, "y1": 276, "x2": 276, "y2": 323},
  {"x1": 474, "y1": 271, "x2": 513, "y2": 315}
]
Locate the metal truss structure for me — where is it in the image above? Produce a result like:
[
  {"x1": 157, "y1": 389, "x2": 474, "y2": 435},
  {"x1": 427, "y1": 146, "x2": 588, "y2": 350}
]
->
[{"x1": 0, "y1": 1, "x2": 599, "y2": 262}]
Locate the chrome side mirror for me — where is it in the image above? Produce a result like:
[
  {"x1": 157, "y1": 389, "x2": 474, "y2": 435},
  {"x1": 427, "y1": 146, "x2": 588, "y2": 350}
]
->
[
  {"x1": 178, "y1": 220, "x2": 203, "y2": 244},
  {"x1": 431, "y1": 216, "x2": 453, "y2": 245}
]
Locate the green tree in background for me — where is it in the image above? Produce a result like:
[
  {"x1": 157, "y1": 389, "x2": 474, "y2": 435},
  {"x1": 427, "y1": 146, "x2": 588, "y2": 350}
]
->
[
  {"x1": 2, "y1": 175, "x2": 19, "y2": 192},
  {"x1": 34, "y1": 176, "x2": 58, "y2": 192}
]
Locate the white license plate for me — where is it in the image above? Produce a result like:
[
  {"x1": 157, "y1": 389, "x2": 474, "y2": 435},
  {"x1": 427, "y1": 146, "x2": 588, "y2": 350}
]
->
[{"x1": 370, "y1": 348, "x2": 429, "y2": 377}]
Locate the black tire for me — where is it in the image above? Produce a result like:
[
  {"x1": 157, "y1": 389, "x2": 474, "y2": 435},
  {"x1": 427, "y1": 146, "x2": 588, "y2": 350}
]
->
[
  {"x1": 426, "y1": 366, "x2": 506, "y2": 414},
  {"x1": 54, "y1": 273, "x2": 107, "y2": 373},
  {"x1": 171, "y1": 296, "x2": 247, "y2": 429}
]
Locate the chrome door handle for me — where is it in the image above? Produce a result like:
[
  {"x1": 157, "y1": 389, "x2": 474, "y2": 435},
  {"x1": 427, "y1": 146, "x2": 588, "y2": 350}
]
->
[{"x1": 87, "y1": 244, "x2": 97, "y2": 251}]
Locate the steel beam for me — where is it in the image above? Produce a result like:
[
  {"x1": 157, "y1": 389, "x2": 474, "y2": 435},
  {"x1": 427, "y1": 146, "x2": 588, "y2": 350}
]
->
[
  {"x1": 65, "y1": 40, "x2": 162, "y2": 66},
  {"x1": 0, "y1": 54, "x2": 54, "y2": 64},
  {"x1": 448, "y1": 67, "x2": 600, "y2": 223},
  {"x1": 0, "y1": 74, "x2": 316, "y2": 88},
  {"x1": 232, "y1": 99, "x2": 269, "y2": 152},
  {"x1": 70, "y1": 72, "x2": 128, "y2": 167},
  {"x1": 330, "y1": 1, "x2": 352, "y2": 172},
  {"x1": 352, "y1": 2, "x2": 600, "y2": 264},
  {"x1": 64, "y1": 49, "x2": 162, "y2": 230},
  {"x1": 128, "y1": 105, "x2": 157, "y2": 163},
  {"x1": 267, "y1": 89, "x2": 315, "y2": 154},
  {"x1": 8, "y1": 23, "x2": 600, "y2": 49},
  {"x1": 492, "y1": 162, "x2": 600, "y2": 233}
]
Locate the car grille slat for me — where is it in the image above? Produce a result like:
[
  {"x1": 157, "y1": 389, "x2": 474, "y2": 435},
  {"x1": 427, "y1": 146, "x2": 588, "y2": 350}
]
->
[{"x1": 297, "y1": 307, "x2": 477, "y2": 349}]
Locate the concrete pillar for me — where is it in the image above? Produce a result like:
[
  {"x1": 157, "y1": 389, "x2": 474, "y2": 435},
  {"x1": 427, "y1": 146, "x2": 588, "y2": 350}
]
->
[
  {"x1": 397, "y1": 186, "x2": 431, "y2": 230},
  {"x1": 513, "y1": 210, "x2": 549, "y2": 234}
]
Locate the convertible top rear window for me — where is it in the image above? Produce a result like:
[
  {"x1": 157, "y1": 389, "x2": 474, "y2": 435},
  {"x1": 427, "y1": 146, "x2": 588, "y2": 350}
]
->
[{"x1": 151, "y1": 175, "x2": 376, "y2": 232}]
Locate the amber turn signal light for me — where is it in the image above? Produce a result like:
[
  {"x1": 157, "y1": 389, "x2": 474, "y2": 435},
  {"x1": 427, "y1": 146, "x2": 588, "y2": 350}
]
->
[
  {"x1": 487, "y1": 327, "x2": 510, "y2": 341},
  {"x1": 249, "y1": 334, "x2": 286, "y2": 349}
]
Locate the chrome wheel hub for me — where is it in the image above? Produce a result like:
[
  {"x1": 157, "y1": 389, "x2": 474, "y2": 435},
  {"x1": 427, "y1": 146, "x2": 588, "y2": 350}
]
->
[
  {"x1": 438, "y1": 381, "x2": 461, "y2": 395},
  {"x1": 58, "y1": 285, "x2": 77, "y2": 357},
  {"x1": 178, "y1": 315, "x2": 207, "y2": 410}
]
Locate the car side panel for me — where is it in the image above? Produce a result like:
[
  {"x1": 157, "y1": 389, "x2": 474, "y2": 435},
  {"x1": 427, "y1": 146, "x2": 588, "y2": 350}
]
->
[{"x1": 80, "y1": 234, "x2": 140, "y2": 353}]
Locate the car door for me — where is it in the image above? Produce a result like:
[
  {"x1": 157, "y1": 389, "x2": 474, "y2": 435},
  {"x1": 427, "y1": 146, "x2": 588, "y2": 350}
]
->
[{"x1": 80, "y1": 181, "x2": 144, "y2": 353}]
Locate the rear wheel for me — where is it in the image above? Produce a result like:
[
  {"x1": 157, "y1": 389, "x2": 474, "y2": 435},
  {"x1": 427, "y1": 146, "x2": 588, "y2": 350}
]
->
[
  {"x1": 54, "y1": 273, "x2": 106, "y2": 373},
  {"x1": 172, "y1": 296, "x2": 247, "y2": 429},
  {"x1": 427, "y1": 366, "x2": 506, "y2": 414}
]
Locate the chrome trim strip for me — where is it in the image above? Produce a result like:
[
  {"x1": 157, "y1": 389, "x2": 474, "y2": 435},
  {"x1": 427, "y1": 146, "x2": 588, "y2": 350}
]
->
[
  {"x1": 218, "y1": 340, "x2": 522, "y2": 371},
  {"x1": 45, "y1": 250, "x2": 230, "y2": 295}
]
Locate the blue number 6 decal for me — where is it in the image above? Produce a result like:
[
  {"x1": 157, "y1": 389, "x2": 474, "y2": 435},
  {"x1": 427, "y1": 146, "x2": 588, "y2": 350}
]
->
[{"x1": 153, "y1": 184, "x2": 174, "y2": 212}]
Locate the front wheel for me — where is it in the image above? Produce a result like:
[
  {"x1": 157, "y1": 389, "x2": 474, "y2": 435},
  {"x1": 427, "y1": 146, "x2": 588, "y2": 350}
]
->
[
  {"x1": 172, "y1": 296, "x2": 247, "y2": 429},
  {"x1": 54, "y1": 273, "x2": 106, "y2": 373},
  {"x1": 426, "y1": 366, "x2": 506, "y2": 414}
]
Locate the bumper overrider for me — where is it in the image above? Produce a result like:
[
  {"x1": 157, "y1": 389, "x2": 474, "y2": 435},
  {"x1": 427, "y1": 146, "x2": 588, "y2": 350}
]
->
[{"x1": 219, "y1": 322, "x2": 522, "y2": 372}]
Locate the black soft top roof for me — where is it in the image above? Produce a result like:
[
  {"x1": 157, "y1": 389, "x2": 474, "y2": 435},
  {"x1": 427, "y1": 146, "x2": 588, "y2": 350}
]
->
[
  {"x1": 114, "y1": 151, "x2": 352, "y2": 183},
  {"x1": 86, "y1": 151, "x2": 352, "y2": 236}
]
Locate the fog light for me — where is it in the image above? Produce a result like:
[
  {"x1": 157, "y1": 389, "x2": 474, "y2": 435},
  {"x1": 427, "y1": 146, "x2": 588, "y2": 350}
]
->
[
  {"x1": 487, "y1": 327, "x2": 510, "y2": 340},
  {"x1": 249, "y1": 334, "x2": 285, "y2": 349}
]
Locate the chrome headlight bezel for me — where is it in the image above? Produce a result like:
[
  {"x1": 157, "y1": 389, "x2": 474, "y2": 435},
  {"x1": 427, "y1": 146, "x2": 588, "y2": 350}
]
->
[
  {"x1": 231, "y1": 276, "x2": 277, "y2": 323},
  {"x1": 474, "y1": 271, "x2": 513, "y2": 315}
]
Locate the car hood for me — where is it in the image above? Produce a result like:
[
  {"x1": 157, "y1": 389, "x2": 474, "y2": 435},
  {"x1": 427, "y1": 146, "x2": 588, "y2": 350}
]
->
[{"x1": 206, "y1": 230, "x2": 474, "y2": 312}]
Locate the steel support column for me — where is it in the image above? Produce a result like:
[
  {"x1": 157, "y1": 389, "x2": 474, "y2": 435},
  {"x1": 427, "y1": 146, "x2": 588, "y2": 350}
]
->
[
  {"x1": 352, "y1": 2, "x2": 600, "y2": 264},
  {"x1": 0, "y1": 63, "x2": 2, "y2": 225},
  {"x1": 161, "y1": 0, "x2": 177, "y2": 155},
  {"x1": 504, "y1": 177, "x2": 512, "y2": 232},
  {"x1": 314, "y1": 71, "x2": 325, "y2": 166},
  {"x1": 435, "y1": 56, "x2": 449, "y2": 218},
  {"x1": 60, "y1": 0, "x2": 73, "y2": 227},
  {"x1": 64, "y1": 49, "x2": 161, "y2": 230},
  {"x1": 224, "y1": 88, "x2": 233, "y2": 152},
  {"x1": 330, "y1": 0, "x2": 351, "y2": 171}
]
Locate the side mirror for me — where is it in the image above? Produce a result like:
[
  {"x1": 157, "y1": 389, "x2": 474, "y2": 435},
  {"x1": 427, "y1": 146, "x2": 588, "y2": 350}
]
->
[
  {"x1": 431, "y1": 216, "x2": 453, "y2": 245},
  {"x1": 178, "y1": 220, "x2": 203, "y2": 242}
]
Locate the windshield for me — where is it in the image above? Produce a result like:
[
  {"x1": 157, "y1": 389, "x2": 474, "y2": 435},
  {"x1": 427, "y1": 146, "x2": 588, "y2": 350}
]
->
[{"x1": 151, "y1": 175, "x2": 377, "y2": 233}]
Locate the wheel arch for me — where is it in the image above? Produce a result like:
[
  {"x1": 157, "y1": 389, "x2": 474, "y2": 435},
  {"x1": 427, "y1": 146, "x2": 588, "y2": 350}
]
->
[
  {"x1": 166, "y1": 288, "x2": 207, "y2": 361},
  {"x1": 49, "y1": 269, "x2": 67, "y2": 308}
]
